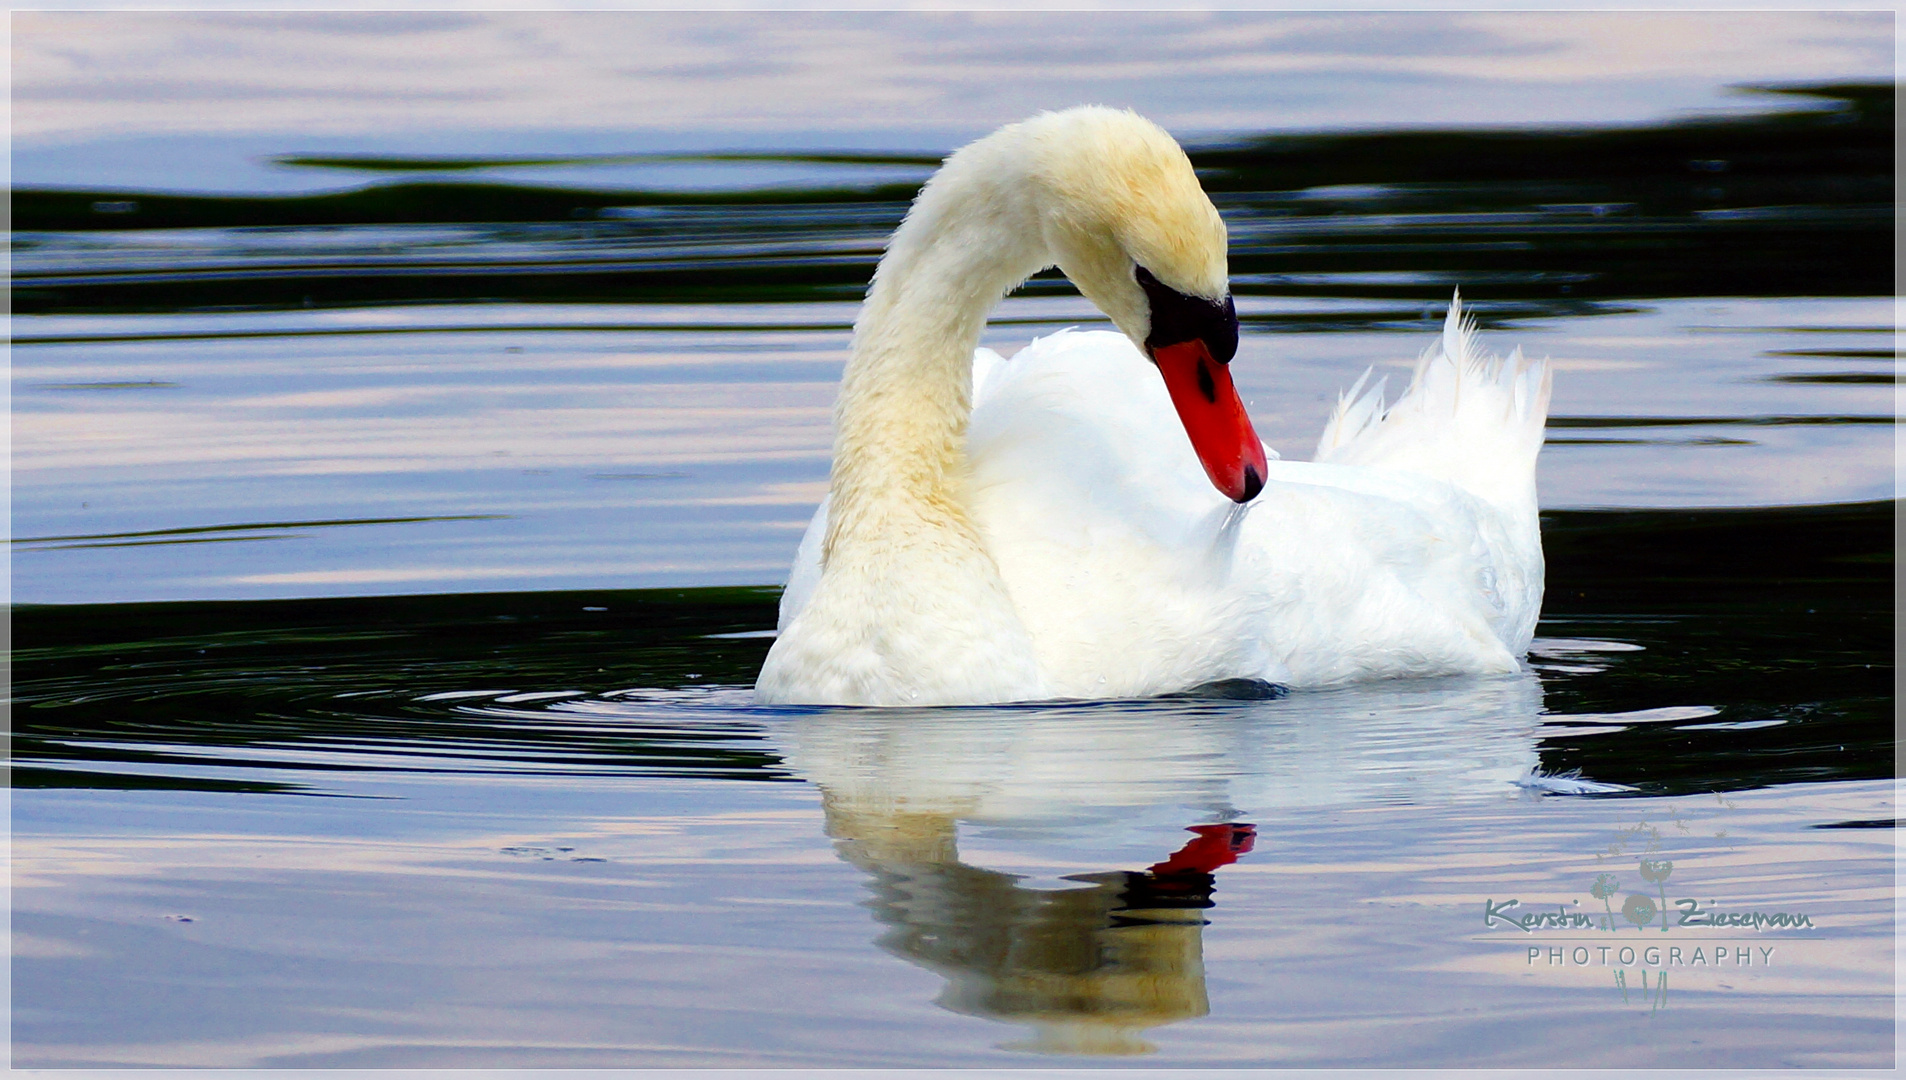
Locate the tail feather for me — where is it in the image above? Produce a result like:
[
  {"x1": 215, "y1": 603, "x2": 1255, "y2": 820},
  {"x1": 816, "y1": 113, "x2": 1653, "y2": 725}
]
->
[
  {"x1": 1313, "y1": 290, "x2": 1550, "y2": 510},
  {"x1": 1319, "y1": 366, "x2": 1388, "y2": 455}
]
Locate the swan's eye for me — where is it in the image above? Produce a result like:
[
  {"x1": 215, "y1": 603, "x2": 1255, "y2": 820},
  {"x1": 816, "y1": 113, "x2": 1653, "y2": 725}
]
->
[{"x1": 1135, "y1": 265, "x2": 1238, "y2": 366}]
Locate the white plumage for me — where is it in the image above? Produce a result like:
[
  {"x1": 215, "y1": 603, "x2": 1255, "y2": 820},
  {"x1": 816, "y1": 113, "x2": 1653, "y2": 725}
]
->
[{"x1": 778, "y1": 297, "x2": 1549, "y2": 698}]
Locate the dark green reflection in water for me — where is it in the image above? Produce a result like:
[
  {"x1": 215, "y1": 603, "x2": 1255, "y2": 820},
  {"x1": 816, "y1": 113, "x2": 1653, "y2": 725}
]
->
[
  {"x1": 11, "y1": 586, "x2": 789, "y2": 793},
  {"x1": 12, "y1": 83, "x2": 1890, "y2": 313},
  {"x1": 10, "y1": 502, "x2": 1891, "y2": 799},
  {"x1": 1537, "y1": 501, "x2": 1892, "y2": 793},
  {"x1": 12, "y1": 515, "x2": 510, "y2": 552},
  {"x1": 269, "y1": 150, "x2": 947, "y2": 173}
]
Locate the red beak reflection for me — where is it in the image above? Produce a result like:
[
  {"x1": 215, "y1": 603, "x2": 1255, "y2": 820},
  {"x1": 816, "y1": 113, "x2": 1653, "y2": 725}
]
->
[{"x1": 1152, "y1": 339, "x2": 1268, "y2": 503}]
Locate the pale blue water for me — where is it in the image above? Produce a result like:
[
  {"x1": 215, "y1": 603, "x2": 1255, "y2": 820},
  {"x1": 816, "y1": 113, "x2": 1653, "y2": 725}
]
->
[{"x1": 11, "y1": 290, "x2": 1893, "y2": 604}]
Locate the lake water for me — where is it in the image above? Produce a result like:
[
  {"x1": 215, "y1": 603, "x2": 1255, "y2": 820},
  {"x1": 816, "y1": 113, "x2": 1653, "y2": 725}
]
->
[{"x1": 10, "y1": 92, "x2": 1896, "y2": 1068}]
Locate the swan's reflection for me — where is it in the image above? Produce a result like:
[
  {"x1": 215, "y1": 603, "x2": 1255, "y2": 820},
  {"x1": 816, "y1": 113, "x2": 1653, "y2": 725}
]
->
[
  {"x1": 773, "y1": 672, "x2": 1548, "y2": 1054},
  {"x1": 827, "y1": 795, "x2": 1253, "y2": 1055}
]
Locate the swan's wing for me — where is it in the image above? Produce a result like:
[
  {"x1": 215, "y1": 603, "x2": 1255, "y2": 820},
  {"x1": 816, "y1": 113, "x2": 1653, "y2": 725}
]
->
[
  {"x1": 1303, "y1": 293, "x2": 1549, "y2": 652},
  {"x1": 967, "y1": 327, "x2": 1543, "y2": 689},
  {"x1": 1238, "y1": 463, "x2": 1543, "y2": 674},
  {"x1": 971, "y1": 345, "x2": 1008, "y2": 406},
  {"x1": 1314, "y1": 290, "x2": 1551, "y2": 515},
  {"x1": 778, "y1": 493, "x2": 829, "y2": 633},
  {"x1": 967, "y1": 330, "x2": 1219, "y2": 550},
  {"x1": 964, "y1": 330, "x2": 1296, "y2": 693}
]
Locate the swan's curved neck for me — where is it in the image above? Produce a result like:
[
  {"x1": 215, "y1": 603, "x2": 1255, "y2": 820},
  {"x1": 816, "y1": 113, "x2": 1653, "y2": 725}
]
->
[{"x1": 825, "y1": 152, "x2": 1046, "y2": 557}]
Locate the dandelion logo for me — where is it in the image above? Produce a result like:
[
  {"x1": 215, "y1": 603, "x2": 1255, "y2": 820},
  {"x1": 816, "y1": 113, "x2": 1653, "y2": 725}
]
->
[
  {"x1": 1622, "y1": 892, "x2": 1657, "y2": 929},
  {"x1": 1590, "y1": 873, "x2": 1620, "y2": 931},
  {"x1": 1638, "y1": 858, "x2": 1673, "y2": 932}
]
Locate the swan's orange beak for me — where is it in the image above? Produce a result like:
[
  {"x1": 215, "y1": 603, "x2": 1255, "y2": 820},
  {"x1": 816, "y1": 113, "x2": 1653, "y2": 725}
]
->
[
  {"x1": 1153, "y1": 339, "x2": 1268, "y2": 503},
  {"x1": 1135, "y1": 264, "x2": 1267, "y2": 503}
]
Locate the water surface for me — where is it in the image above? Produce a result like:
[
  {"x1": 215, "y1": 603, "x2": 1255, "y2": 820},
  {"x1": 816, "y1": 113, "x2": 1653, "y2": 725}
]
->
[
  {"x1": 10, "y1": 89, "x2": 1896, "y2": 1068},
  {"x1": 12, "y1": 536, "x2": 1894, "y2": 1065}
]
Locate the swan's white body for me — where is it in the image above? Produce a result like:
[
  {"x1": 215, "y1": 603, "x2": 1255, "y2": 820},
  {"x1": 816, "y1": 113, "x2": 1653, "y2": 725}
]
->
[{"x1": 755, "y1": 108, "x2": 1550, "y2": 706}]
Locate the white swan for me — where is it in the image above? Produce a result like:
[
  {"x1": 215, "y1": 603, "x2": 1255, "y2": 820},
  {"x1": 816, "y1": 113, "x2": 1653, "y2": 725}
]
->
[{"x1": 756, "y1": 107, "x2": 1550, "y2": 706}]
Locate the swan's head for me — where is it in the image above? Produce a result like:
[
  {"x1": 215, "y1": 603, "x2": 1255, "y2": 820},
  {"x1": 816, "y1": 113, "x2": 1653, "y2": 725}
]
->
[{"x1": 1019, "y1": 108, "x2": 1268, "y2": 503}]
